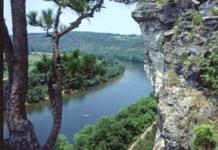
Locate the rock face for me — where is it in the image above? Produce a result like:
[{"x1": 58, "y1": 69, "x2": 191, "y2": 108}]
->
[{"x1": 133, "y1": 0, "x2": 218, "y2": 149}]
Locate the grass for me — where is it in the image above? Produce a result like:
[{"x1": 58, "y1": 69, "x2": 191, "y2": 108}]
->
[
  {"x1": 191, "y1": 11, "x2": 203, "y2": 26},
  {"x1": 177, "y1": 52, "x2": 189, "y2": 62},
  {"x1": 156, "y1": 0, "x2": 169, "y2": 4},
  {"x1": 209, "y1": 7, "x2": 218, "y2": 16},
  {"x1": 167, "y1": 70, "x2": 180, "y2": 86}
]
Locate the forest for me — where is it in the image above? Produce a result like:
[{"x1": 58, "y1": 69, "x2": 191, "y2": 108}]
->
[
  {"x1": 24, "y1": 51, "x2": 124, "y2": 103},
  {"x1": 28, "y1": 32, "x2": 145, "y2": 62}
]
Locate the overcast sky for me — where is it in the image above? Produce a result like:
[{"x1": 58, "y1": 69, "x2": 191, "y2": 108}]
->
[{"x1": 4, "y1": 0, "x2": 141, "y2": 35}]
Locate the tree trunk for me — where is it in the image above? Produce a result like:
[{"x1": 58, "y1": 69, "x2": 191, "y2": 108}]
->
[
  {"x1": 3, "y1": 1, "x2": 63, "y2": 149},
  {"x1": 5, "y1": 0, "x2": 41, "y2": 149},
  {"x1": 43, "y1": 35, "x2": 63, "y2": 150},
  {"x1": 3, "y1": 20, "x2": 14, "y2": 107},
  {"x1": 0, "y1": 0, "x2": 4, "y2": 149}
]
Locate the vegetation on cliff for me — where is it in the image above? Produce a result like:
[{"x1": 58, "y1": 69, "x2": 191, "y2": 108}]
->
[
  {"x1": 54, "y1": 93, "x2": 157, "y2": 150},
  {"x1": 183, "y1": 38, "x2": 218, "y2": 96},
  {"x1": 199, "y1": 48, "x2": 218, "y2": 95},
  {"x1": 193, "y1": 124, "x2": 218, "y2": 150}
]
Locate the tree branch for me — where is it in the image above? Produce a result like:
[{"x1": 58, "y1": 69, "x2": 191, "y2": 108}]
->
[
  {"x1": 58, "y1": 0, "x2": 104, "y2": 37},
  {"x1": 54, "y1": 6, "x2": 62, "y2": 32},
  {"x1": 27, "y1": 11, "x2": 53, "y2": 37}
]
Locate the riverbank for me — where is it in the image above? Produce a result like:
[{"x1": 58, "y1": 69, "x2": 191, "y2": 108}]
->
[
  {"x1": 25, "y1": 71, "x2": 125, "y2": 106},
  {"x1": 26, "y1": 51, "x2": 125, "y2": 103}
]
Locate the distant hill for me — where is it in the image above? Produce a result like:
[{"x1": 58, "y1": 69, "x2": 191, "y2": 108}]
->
[{"x1": 28, "y1": 31, "x2": 145, "y2": 62}]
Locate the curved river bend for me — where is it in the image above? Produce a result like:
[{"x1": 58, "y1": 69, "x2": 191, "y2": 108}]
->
[{"x1": 5, "y1": 62, "x2": 153, "y2": 143}]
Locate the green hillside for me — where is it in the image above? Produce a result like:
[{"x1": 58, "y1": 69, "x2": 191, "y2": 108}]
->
[{"x1": 28, "y1": 31, "x2": 145, "y2": 62}]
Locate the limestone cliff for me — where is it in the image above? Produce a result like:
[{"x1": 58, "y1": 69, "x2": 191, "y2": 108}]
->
[{"x1": 132, "y1": 0, "x2": 218, "y2": 149}]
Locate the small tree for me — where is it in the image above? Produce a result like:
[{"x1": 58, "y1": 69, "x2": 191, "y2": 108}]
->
[
  {"x1": 26, "y1": 0, "x2": 104, "y2": 149},
  {"x1": 193, "y1": 124, "x2": 217, "y2": 150}
]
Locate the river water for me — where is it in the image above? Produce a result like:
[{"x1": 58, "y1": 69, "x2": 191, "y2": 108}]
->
[{"x1": 4, "y1": 61, "x2": 153, "y2": 144}]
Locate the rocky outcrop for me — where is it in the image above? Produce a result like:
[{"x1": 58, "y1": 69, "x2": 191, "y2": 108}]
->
[{"x1": 133, "y1": 0, "x2": 218, "y2": 149}]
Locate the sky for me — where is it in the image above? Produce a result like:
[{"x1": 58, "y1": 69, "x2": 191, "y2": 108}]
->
[{"x1": 4, "y1": 0, "x2": 141, "y2": 35}]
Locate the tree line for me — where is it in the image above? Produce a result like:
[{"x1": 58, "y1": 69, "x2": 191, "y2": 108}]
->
[
  {"x1": 25, "y1": 51, "x2": 124, "y2": 103},
  {"x1": 28, "y1": 32, "x2": 144, "y2": 62}
]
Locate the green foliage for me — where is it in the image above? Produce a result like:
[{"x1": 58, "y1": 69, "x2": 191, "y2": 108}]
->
[
  {"x1": 27, "y1": 0, "x2": 103, "y2": 33},
  {"x1": 177, "y1": 52, "x2": 189, "y2": 62},
  {"x1": 55, "y1": 135, "x2": 73, "y2": 150},
  {"x1": 62, "y1": 51, "x2": 124, "y2": 90},
  {"x1": 28, "y1": 32, "x2": 144, "y2": 63},
  {"x1": 184, "y1": 44, "x2": 218, "y2": 95},
  {"x1": 27, "y1": 85, "x2": 48, "y2": 103},
  {"x1": 27, "y1": 51, "x2": 124, "y2": 103},
  {"x1": 138, "y1": 0, "x2": 146, "y2": 3},
  {"x1": 167, "y1": 70, "x2": 180, "y2": 86},
  {"x1": 41, "y1": 9, "x2": 55, "y2": 29},
  {"x1": 183, "y1": 55, "x2": 202, "y2": 70},
  {"x1": 29, "y1": 54, "x2": 45, "y2": 72},
  {"x1": 192, "y1": 124, "x2": 217, "y2": 150},
  {"x1": 52, "y1": 0, "x2": 96, "y2": 12},
  {"x1": 209, "y1": 7, "x2": 218, "y2": 16},
  {"x1": 71, "y1": 93, "x2": 157, "y2": 150},
  {"x1": 188, "y1": 28, "x2": 198, "y2": 42},
  {"x1": 156, "y1": 0, "x2": 168, "y2": 4},
  {"x1": 27, "y1": 9, "x2": 55, "y2": 30},
  {"x1": 132, "y1": 124, "x2": 157, "y2": 150},
  {"x1": 191, "y1": 11, "x2": 203, "y2": 26},
  {"x1": 27, "y1": 11, "x2": 38, "y2": 26},
  {"x1": 35, "y1": 54, "x2": 52, "y2": 74},
  {"x1": 199, "y1": 48, "x2": 218, "y2": 95},
  {"x1": 27, "y1": 73, "x2": 47, "y2": 103}
]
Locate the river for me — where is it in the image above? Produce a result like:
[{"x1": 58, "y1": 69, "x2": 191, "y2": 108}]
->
[{"x1": 4, "y1": 61, "x2": 153, "y2": 144}]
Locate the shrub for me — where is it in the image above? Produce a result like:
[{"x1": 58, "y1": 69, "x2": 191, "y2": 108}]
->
[
  {"x1": 55, "y1": 135, "x2": 73, "y2": 150},
  {"x1": 156, "y1": 0, "x2": 169, "y2": 5},
  {"x1": 183, "y1": 55, "x2": 202, "y2": 70},
  {"x1": 209, "y1": 7, "x2": 218, "y2": 16},
  {"x1": 199, "y1": 48, "x2": 218, "y2": 95},
  {"x1": 192, "y1": 124, "x2": 217, "y2": 150},
  {"x1": 191, "y1": 11, "x2": 203, "y2": 26},
  {"x1": 177, "y1": 52, "x2": 189, "y2": 62},
  {"x1": 167, "y1": 70, "x2": 180, "y2": 86},
  {"x1": 27, "y1": 85, "x2": 47, "y2": 103}
]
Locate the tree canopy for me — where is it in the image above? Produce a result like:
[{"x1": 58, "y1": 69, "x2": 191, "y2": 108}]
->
[{"x1": 27, "y1": 0, "x2": 104, "y2": 37}]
